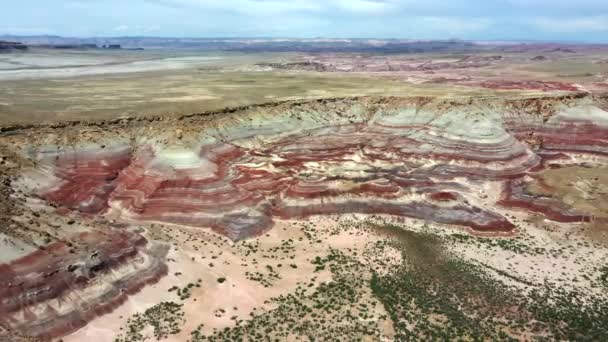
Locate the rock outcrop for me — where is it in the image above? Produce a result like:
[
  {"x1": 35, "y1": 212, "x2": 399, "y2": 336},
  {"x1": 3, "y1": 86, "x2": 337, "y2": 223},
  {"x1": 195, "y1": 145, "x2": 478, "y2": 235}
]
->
[
  {"x1": 0, "y1": 229, "x2": 168, "y2": 340},
  {"x1": 2, "y1": 93, "x2": 608, "y2": 339},
  {"x1": 13, "y1": 94, "x2": 608, "y2": 241}
]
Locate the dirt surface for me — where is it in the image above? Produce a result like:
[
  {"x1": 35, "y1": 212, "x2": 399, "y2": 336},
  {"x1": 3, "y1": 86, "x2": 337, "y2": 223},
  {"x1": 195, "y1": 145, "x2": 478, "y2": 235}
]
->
[{"x1": 3, "y1": 48, "x2": 608, "y2": 125}]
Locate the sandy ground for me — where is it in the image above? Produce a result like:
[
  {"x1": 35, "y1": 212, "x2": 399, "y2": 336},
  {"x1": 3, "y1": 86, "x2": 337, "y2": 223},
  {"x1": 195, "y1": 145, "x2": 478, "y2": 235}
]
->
[
  {"x1": 65, "y1": 216, "x2": 396, "y2": 341},
  {"x1": 64, "y1": 205, "x2": 608, "y2": 341}
]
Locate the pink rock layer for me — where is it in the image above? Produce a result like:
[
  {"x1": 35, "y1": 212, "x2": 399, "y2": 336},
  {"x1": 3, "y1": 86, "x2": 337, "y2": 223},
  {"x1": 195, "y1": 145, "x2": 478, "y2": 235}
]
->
[
  {"x1": 0, "y1": 229, "x2": 168, "y2": 340},
  {"x1": 499, "y1": 116, "x2": 608, "y2": 219},
  {"x1": 8, "y1": 97, "x2": 607, "y2": 341},
  {"x1": 497, "y1": 178, "x2": 592, "y2": 222},
  {"x1": 37, "y1": 120, "x2": 533, "y2": 240},
  {"x1": 505, "y1": 119, "x2": 608, "y2": 156},
  {"x1": 34, "y1": 102, "x2": 608, "y2": 241},
  {"x1": 42, "y1": 147, "x2": 132, "y2": 214}
]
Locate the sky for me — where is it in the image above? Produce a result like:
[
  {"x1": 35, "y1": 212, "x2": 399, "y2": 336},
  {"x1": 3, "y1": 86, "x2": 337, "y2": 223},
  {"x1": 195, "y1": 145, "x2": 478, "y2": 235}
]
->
[{"x1": 2, "y1": 0, "x2": 608, "y2": 42}]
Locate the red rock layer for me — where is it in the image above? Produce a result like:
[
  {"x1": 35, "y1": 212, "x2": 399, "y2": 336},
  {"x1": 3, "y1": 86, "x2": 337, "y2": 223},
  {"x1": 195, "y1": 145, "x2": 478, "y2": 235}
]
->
[
  {"x1": 36, "y1": 104, "x2": 608, "y2": 240},
  {"x1": 273, "y1": 200, "x2": 515, "y2": 232},
  {"x1": 505, "y1": 119, "x2": 608, "y2": 156},
  {"x1": 498, "y1": 116, "x2": 608, "y2": 220},
  {"x1": 498, "y1": 178, "x2": 592, "y2": 222},
  {"x1": 0, "y1": 229, "x2": 168, "y2": 340},
  {"x1": 12, "y1": 98, "x2": 607, "y2": 341},
  {"x1": 41, "y1": 147, "x2": 132, "y2": 214},
  {"x1": 39, "y1": 122, "x2": 528, "y2": 240}
]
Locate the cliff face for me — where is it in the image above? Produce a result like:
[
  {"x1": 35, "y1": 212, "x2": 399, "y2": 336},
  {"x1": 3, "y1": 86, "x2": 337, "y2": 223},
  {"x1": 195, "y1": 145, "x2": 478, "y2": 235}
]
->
[
  {"x1": 0, "y1": 229, "x2": 168, "y2": 340},
  {"x1": 11, "y1": 94, "x2": 608, "y2": 238},
  {"x1": 0, "y1": 93, "x2": 607, "y2": 339}
]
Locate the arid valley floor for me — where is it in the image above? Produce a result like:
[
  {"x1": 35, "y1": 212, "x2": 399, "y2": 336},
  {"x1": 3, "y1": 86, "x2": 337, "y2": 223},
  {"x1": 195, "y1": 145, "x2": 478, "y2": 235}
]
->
[{"x1": 1, "y1": 41, "x2": 608, "y2": 341}]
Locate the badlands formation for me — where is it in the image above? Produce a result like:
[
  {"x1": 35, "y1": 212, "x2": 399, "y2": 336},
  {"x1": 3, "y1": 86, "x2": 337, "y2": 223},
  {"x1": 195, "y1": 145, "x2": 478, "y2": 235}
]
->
[{"x1": 1, "y1": 93, "x2": 608, "y2": 340}]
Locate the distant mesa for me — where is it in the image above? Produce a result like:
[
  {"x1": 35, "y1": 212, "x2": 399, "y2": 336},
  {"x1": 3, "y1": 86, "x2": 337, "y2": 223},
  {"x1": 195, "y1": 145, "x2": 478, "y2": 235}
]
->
[
  {"x1": 0, "y1": 41, "x2": 28, "y2": 52},
  {"x1": 0, "y1": 40, "x2": 140, "y2": 51},
  {"x1": 102, "y1": 44, "x2": 122, "y2": 49},
  {"x1": 548, "y1": 47, "x2": 576, "y2": 53},
  {"x1": 1, "y1": 35, "x2": 607, "y2": 54},
  {"x1": 38, "y1": 43, "x2": 100, "y2": 49},
  {"x1": 36, "y1": 43, "x2": 124, "y2": 50}
]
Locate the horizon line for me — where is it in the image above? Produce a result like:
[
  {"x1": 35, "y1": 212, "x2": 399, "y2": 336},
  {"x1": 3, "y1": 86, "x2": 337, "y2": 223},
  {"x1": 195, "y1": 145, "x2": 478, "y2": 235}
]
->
[{"x1": 2, "y1": 34, "x2": 608, "y2": 45}]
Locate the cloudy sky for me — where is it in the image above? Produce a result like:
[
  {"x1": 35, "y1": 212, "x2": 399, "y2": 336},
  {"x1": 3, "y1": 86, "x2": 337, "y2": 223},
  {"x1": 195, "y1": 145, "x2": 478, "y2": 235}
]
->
[{"x1": 3, "y1": 0, "x2": 608, "y2": 41}]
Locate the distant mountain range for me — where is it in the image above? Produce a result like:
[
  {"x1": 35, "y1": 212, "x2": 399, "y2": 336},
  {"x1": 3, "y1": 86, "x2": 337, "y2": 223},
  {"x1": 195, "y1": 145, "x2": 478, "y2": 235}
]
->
[{"x1": 2, "y1": 35, "x2": 608, "y2": 53}]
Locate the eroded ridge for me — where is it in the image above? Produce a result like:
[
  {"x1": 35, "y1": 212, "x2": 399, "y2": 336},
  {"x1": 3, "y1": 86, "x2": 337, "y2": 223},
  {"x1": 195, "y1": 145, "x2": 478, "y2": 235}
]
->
[
  {"x1": 2, "y1": 94, "x2": 608, "y2": 339},
  {"x1": 14, "y1": 94, "x2": 608, "y2": 241},
  {"x1": 0, "y1": 229, "x2": 168, "y2": 340}
]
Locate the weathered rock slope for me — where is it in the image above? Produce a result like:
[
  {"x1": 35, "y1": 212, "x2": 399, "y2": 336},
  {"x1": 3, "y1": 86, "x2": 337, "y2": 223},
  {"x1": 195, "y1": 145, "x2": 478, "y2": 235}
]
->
[{"x1": 0, "y1": 93, "x2": 607, "y2": 339}]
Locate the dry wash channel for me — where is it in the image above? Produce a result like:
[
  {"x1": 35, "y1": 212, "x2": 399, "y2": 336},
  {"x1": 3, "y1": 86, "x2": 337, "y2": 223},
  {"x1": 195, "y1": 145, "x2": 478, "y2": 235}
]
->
[{"x1": 1, "y1": 94, "x2": 608, "y2": 340}]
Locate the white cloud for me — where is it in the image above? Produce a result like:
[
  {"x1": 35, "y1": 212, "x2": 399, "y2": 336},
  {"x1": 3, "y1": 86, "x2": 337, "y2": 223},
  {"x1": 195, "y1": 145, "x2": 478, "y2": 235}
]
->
[
  {"x1": 333, "y1": 0, "x2": 396, "y2": 13},
  {"x1": 112, "y1": 24, "x2": 161, "y2": 34},
  {"x1": 1, "y1": 27, "x2": 56, "y2": 35},
  {"x1": 113, "y1": 24, "x2": 129, "y2": 31},
  {"x1": 146, "y1": 0, "x2": 325, "y2": 14},
  {"x1": 147, "y1": 0, "x2": 398, "y2": 15},
  {"x1": 531, "y1": 16, "x2": 608, "y2": 32},
  {"x1": 413, "y1": 16, "x2": 492, "y2": 35},
  {"x1": 3, "y1": 0, "x2": 608, "y2": 41},
  {"x1": 507, "y1": 0, "x2": 608, "y2": 9}
]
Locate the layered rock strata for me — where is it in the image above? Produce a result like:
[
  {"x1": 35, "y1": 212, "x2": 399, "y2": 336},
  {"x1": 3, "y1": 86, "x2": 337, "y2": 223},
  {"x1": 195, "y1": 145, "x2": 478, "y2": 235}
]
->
[
  {"x1": 2, "y1": 93, "x2": 607, "y2": 339},
  {"x1": 0, "y1": 229, "x2": 168, "y2": 340},
  {"x1": 15, "y1": 94, "x2": 608, "y2": 241}
]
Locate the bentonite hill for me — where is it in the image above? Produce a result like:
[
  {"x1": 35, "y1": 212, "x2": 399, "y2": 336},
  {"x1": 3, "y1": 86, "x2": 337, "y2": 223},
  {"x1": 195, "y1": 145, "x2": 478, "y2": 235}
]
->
[{"x1": 1, "y1": 37, "x2": 608, "y2": 342}]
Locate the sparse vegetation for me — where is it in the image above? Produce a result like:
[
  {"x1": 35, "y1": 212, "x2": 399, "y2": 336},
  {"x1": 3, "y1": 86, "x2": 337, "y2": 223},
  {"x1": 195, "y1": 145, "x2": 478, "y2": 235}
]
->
[
  {"x1": 599, "y1": 265, "x2": 608, "y2": 288},
  {"x1": 114, "y1": 302, "x2": 185, "y2": 342},
  {"x1": 168, "y1": 278, "x2": 202, "y2": 301},
  {"x1": 369, "y1": 224, "x2": 608, "y2": 340},
  {"x1": 191, "y1": 248, "x2": 390, "y2": 341},
  {"x1": 448, "y1": 232, "x2": 546, "y2": 255}
]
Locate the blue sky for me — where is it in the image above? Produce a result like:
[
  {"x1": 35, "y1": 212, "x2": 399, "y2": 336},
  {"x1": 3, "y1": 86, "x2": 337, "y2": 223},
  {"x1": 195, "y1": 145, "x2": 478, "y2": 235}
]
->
[{"x1": 3, "y1": 0, "x2": 608, "y2": 42}]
